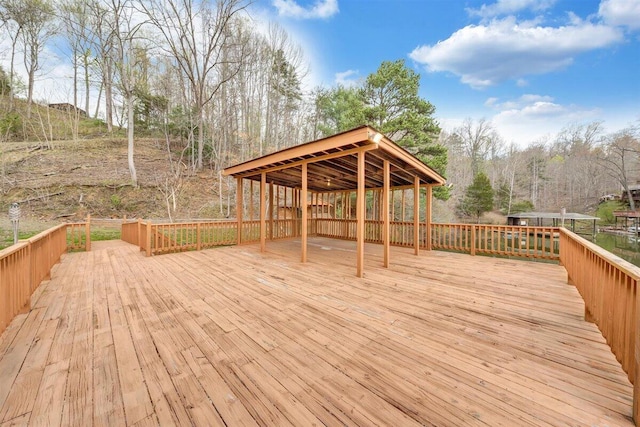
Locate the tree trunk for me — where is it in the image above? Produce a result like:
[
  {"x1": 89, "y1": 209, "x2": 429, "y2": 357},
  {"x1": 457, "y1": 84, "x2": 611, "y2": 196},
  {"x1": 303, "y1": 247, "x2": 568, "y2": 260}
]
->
[
  {"x1": 104, "y1": 60, "x2": 114, "y2": 133},
  {"x1": 628, "y1": 189, "x2": 635, "y2": 211},
  {"x1": 84, "y1": 51, "x2": 91, "y2": 115},
  {"x1": 127, "y1": 93, "x2": 137, "y2": 186},
  {"x1": 197, "y1": 108, "x2": 204, "y2": 169},
  {"x1": 94, "y1": 80, "x2": 103, "y2": 119},
  {"x1": 9, "y1": 35, "x2": 18, "y2": 110},
  {"x1": 72, "y1": 53, "x2": 79, "y2": 141},
  {"x1": 26, "y1": 66, "x2": 35, "y2": 119}
]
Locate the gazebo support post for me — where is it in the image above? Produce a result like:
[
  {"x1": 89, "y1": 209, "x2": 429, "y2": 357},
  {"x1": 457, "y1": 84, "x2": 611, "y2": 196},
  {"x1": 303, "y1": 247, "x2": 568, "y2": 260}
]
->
[
  {"x1": 269, "y1": 182, "x2": 274, "y2": 240},
  {"x1": 260, "y1": 172, "x2": 266, "y2": 252},
  {"x1": 301, "y1": 163, "x2": 308, "y2": 262},
  {"x1": 249, "y1": 180, "x2": 254, "y2": 221},
  {"x1": 414, "y1": 176, "x2": 420, "y2": 256},
  {"x1": 356, "y1": 150, "x2": 365, "y2": 277},
  {"x1": 236, "y1": 177, "x2": 243, "y2": 245},
  {"x1": 426, "y1": 185, "x2": 433, "y2": 251},
  {"x1": 383, "y1": 160, "x2": 390, "y2": 268}
]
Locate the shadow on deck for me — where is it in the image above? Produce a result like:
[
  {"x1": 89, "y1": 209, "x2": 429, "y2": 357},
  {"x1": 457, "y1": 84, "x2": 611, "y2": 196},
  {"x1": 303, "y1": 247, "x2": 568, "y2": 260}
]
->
[{"x1": 0, "y1": 238, "x2": 634, "y2": 426}]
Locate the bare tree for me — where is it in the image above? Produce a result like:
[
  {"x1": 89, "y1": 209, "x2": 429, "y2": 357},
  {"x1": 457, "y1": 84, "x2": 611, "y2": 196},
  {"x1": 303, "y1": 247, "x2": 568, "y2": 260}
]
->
[
  {"x1": 598, "y1": 126, "x2": 640, "y2": 210},
  {"x1": 17, "y1": 0, "x2": 57, "y2": 118},
  {"x1": 453, "y1": 118, "x2": 500, "y2": 177},
  {"x1": 108, "y1": 0, "x2": 146, "y2": 186},
  {"x1": 553, "y1": 122, "x2": 604, "y2": 210},
  {"x1": 140, "y1": 0, "x2": 250, "y2": 170},
  {"x1": 87, "y1": 0, "x2": 116, "y2": 131},
  {"x1": 496, "y1": 144, "x2": 525, "y2": 215},
  {"x1": 0, "y1": 0, "x2": 26, "y2": 110},
  {"x1": 264, "y1": 24, "x2": 306, "y2": 153},
  {"x1": 59, "y1": 0, "x2": 95, "y2": 123}
]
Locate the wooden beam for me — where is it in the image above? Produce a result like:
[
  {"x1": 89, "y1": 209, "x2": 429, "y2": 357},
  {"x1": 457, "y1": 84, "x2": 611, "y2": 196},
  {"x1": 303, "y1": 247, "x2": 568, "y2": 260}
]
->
[
  {"x1": 378, "y1": 138, "x2": 446, "y2": 184},
  {"x1": 357, "y1": 151, "x2": 365, "y2": 277},
  {"x1": 260, "y1": 172, "x2": 266, "y2": 252},
  {"x1": 301, "y1": 164, "x2": 308, "y2": 262},
  {"x1": 231, "y1": 142, "x2": 379, "y2": 178},
  {"x1": 223, "y1": 127, "x2": 371, "y2": 176},
  {"x1": 383, "y1": 160, "x2": 390, "y2": 268},
  {"x1": 305, "y1": 182, "x2": 437, "y2": 195},
  {"x1": 414, "y1": 176, "x2": 420, "y2": 256},
  {"x1": 236, "y1": 177, "x2": 243, "y2": 245}
]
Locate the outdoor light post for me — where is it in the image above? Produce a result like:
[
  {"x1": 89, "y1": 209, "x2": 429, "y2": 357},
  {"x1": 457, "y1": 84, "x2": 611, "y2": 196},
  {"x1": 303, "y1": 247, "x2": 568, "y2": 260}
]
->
[{"x1": 9, "y1": 202, "x2": 20, "y2": 245}]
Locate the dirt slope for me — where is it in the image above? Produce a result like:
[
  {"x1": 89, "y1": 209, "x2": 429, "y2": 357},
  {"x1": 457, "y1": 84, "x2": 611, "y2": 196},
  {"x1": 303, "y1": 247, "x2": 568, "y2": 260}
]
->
[{"x1": 1, "y1": 137, "x2": 232, "y2": 224}]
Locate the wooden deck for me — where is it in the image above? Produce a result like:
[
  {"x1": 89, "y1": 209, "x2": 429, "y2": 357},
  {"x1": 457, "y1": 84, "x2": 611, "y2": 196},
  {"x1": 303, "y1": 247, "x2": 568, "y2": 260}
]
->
[{"x1": 0, "y1": 238, "x2": 634, "y2": 426}]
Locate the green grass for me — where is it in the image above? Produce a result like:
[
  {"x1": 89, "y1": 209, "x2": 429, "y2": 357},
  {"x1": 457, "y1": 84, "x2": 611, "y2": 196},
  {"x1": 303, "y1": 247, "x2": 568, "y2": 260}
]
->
[
  {"x1": 0, "y1": 226, "x2": 122, "y2": 251},
  {"x1": 91, "y1": 227, "x2": 121, "y2": 241},
  {"x1": 0, "y1": 230, "x2": 40, "y2": 250}
]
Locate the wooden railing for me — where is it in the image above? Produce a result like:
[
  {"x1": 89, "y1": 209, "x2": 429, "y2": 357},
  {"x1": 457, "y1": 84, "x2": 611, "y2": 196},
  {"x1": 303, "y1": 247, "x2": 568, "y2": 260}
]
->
[
  {"x1": 66, "y1": 219, "x2": 91, "y2": 251},
  {"x1": 272, "y1": 219, "x2": 302, "y2": 240},
  {"x1": 121, "y1": 220, "x2": 140, "y2": 246},
  {"x1": 313, "y1": 220, "x2": 560, "y2": 260},
  {"x1": 559, "y1": 228, "x2": 639, "y2": 422},
  {"x1": 125, "y1": 219, "x2": 270, "y2": 256},
  {"x1": 241, "y1": 220, "x2": 260, "y2": 244},
  {"x1": 0, "y1": 222, "x2": 90, "y2": 336},
  {"x1": 431, "y1": 223, "x2": 560, "y2": 260},
  {"x1": 151, "y1": 221, "x2": 238, "y2": 255}
]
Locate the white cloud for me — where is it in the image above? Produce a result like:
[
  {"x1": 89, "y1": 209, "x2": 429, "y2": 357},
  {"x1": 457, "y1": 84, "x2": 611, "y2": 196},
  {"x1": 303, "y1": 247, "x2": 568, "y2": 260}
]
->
[
  {"x1": 409, "y1": 17, "x2": 622, "y2": 89},
  {"x1": 334, "y1": 69, "x2": 359, "y2": 86},
  {"x1": 273, "y1": 0, "x2": 338, "y2": 19},
  {"x1": 486, "y1": 94, "x2": 554, "y2": 110},
  {"x1": 467, "y1": 0, "x2": 556, "y2": 19},
  {"x1": 479, "y1": 93, "x2": 602, "y2": 146},
  {"x1": 599, "y1": 0, "x2": 640, "y2": 31}
]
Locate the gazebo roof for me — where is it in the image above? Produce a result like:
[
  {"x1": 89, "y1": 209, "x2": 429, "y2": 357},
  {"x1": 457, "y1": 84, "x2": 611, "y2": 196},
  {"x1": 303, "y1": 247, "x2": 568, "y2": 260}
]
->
[{"x1": 223, "y1": 125, "x2": 445, "y2": 192}]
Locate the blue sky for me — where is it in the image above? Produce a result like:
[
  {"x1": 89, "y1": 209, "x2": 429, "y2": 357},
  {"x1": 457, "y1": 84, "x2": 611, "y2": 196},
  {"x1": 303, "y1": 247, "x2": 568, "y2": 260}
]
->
[{"x1": 259, "y1": 0, "x2": 640, "y2": 146}]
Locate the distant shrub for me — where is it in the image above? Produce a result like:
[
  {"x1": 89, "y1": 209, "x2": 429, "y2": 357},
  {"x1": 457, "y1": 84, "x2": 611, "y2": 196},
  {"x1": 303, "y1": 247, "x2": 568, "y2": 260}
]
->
[
  {"x1": 509, "y1": 200, "x2": 535, "y2": 214},
  {"x1": 596, "y1": 200, "x2": 626, "y2": 225},
  {"x1": 0, "y1": 112, "x2": 21, "y2": 138},
  {"x1": 110, "y1": 194, "x2": 122, "y2": 209}
]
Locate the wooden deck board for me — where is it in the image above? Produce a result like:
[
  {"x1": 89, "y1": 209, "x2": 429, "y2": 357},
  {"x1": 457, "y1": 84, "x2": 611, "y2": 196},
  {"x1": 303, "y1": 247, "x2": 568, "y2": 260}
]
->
[{"x1": 0, "y1": 238, "x2": 635, "y2": 426}]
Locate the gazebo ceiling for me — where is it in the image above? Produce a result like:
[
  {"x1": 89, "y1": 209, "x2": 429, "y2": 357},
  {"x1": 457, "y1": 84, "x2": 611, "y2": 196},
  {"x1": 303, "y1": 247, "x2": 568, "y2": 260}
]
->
[{"x1": 223, "y1": 125, "x2": 445, "y2": 192}]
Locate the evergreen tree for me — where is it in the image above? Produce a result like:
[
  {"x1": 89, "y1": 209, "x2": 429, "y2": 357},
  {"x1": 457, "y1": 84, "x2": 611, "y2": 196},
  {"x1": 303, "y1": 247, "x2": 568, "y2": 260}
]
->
[
  {"x1": 314, "y1": 59, "x2": 449, "y2": 199},
  {"x1": 314, "y1": 85, "x2": 364, "y2": 137},
  {"x1": 459, "y1": 172, "x2": 494, "y2": 222},
  {"x1": 362, "y1": 60, "x2": 448, "y2": 199}
]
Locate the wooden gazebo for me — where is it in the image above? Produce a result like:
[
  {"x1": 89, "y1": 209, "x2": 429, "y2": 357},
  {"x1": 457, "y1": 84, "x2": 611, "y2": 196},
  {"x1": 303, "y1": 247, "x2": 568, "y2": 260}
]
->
[{"x1": 223, "y1": 125, "x2": 445, "y2": 277}]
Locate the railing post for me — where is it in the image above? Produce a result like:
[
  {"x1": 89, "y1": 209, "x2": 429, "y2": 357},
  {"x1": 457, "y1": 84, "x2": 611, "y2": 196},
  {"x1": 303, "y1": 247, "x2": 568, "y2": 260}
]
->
[
  {"x1": 196, "y1": 222, "x2": 202, "y2": 251},
  {"x1": 85, "y1": 214, "x2": 91, "y2": 252},
  {"x1": 634, "y1": 279, "x2": 639, "y2": 425},
  {"x1": 470, "y1": 225, "x2": 476, "y2": 256},
  {"x1": 146, "y1": 221, "x2": 152, "y2": 257},
  {"x1": 23, "y1": 241, "x2": 32, "y2": 314},
  {"x1": 46, "y1": 232, "x2": 52, "y2": 279}
]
